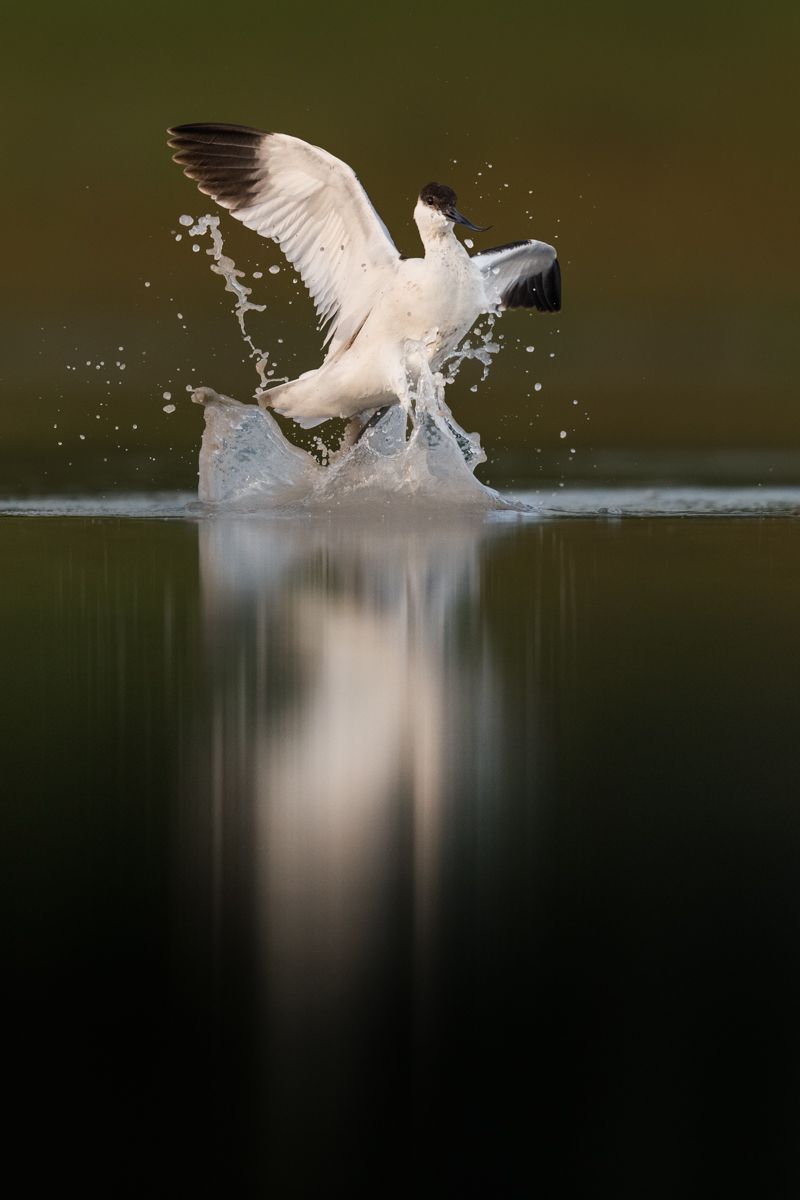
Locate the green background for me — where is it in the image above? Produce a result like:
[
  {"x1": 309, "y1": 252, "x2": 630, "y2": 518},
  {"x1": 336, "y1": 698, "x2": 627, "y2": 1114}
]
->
[{"x1": 3, "y1": 0, "x2": 798, "y2": 492}]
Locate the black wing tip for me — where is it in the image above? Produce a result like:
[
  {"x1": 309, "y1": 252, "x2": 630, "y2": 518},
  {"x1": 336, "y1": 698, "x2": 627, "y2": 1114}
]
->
[
  {"x1": 542, "y1": 256, "x2": 561, "y2": 312},
  {"x1": 167, "y1": 122, "x2": 267, "y2": 144},
  {"x1": 503, "y1": 257, "x2": 561, "y2": 313},
  {"x1": 166, "y1": 123, "x2": 269, "y2": 210}
]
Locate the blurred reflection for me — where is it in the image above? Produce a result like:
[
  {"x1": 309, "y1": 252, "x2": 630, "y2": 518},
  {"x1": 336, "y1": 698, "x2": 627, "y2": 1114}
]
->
[
  {"x1": 193, "y1": 514, "x2": 519, "y2": 1159},
  {"x1": 199, "y1": 518, "x2": 507, "y2": 947},
  {"x1": 8, "y1": 512, "x2": 800, "y2": 1192}
]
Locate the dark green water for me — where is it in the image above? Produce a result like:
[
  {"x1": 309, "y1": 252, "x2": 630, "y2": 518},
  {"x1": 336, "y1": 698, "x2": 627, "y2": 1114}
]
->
[{"x1": 3, "y1": 509, "x2": 800, "y2": 1195}]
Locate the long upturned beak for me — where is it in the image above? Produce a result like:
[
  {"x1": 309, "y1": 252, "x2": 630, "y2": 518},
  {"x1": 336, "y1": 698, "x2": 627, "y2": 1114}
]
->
[{"x1": 445, "y1": 205, "x2": 490, "y2": 232}]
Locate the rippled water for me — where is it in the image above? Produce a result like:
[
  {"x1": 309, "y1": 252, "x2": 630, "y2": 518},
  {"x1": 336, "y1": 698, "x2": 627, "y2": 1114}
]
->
[
  {"x1": 4, "y1": 499, "x2": 800, "y2": 1192},
  {"x1": 3, "y1": 485, "x2": 800, "y2": 519}
]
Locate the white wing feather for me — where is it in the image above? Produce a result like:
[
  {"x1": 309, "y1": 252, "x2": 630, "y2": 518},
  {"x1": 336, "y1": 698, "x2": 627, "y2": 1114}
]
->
[
  {"x1": 168, "y1": 124, "x2": 400, "y2": 354},
  {"x1": 473, "y1": 240, "x2": 561, "y2": 312}
]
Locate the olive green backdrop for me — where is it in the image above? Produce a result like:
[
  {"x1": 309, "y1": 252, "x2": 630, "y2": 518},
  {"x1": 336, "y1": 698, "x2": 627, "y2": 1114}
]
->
[{"x1": 3, "y1": 0, "x2": 798, "y2": 492}]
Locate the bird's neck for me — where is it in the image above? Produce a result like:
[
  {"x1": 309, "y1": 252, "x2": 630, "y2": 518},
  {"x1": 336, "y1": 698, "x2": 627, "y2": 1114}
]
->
[
  {"x1": 413, "y1": 202, "x2": 460, "y2": 258},
  {"x1": 423, "y1": 227, "x2": 459, "y2": 258}
]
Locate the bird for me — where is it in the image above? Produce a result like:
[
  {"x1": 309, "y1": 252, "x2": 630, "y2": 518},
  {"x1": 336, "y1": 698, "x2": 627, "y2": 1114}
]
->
[{"x1": 167, "y1": 123, "x2": 561, "y2": 434}]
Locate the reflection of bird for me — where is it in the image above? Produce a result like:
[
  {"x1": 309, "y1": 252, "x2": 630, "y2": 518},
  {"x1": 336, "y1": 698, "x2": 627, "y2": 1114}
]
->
[{"x1": 167, "y1": 124, "x2": 561, "y2": 432}]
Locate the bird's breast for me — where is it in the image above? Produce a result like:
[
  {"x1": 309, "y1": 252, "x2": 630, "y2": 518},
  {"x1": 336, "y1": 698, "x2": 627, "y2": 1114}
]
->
[{"x1": 368, "y1": 255, "x2": 480, "y2": 351}]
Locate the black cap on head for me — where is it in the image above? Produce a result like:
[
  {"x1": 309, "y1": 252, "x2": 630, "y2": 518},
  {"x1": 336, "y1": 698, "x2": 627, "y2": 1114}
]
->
[
  {"x1": 419, "y1": 182, "x2": 458, "y2": 210},
  {"x1": 418, "y1": 182, "x2": 489, "y2": 233}
]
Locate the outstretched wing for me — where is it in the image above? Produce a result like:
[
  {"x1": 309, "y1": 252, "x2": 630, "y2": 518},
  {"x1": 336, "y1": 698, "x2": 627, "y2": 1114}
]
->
[
  {"x1": 473, "y1": 240, "x2": 561, "y2": 313},
  {"x1": 167, "y1": 123, "x2": 400, "y2": 352}
]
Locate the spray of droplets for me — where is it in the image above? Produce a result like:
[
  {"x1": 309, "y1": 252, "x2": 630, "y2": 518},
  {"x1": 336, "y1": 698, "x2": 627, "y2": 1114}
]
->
[
  {"x1": 441, "y1": 315, "x2": 500, "y2": 388},
  {"x1": 179, "y1": 213, "x2": 285, "y2": 397}
]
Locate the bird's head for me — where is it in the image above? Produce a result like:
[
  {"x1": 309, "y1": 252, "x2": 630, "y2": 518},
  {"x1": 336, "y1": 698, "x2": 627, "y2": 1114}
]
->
[{"x1": 414, "y1": 183, "x2": 489, "y2": 239}]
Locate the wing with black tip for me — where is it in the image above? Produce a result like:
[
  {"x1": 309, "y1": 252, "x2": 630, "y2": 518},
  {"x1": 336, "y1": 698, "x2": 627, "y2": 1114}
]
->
[
  {"x1": 167, "y1": 123, "x2": 400, "y2": 353},
  {"x1": 473, "y1": 240, "x2": 561, "y2": 313}
]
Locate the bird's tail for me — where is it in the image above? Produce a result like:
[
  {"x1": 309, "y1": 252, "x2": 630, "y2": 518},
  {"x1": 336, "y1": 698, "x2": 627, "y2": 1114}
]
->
[
  {"x1": 260, "y1": 360, "x2": 391, "y2": 429},
  {"x1": 259, "y1": 370, "x2": 329, "y2": 429}
]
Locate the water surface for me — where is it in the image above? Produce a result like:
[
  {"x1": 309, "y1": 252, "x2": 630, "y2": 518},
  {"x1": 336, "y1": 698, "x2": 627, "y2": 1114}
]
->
[{"x1": 3, "y1": 498, "x2": 800, "y2": 1194}]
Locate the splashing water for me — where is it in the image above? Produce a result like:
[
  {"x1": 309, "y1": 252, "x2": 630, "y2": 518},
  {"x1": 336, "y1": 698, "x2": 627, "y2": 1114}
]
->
[
  {"x1": 193, "y1": 385, "x2": 524, "y2": 512},
  {"x1": 441, "y1": 316, "x2": 500, "y2": 386},
  {"x1": 181, "y1": 214, "x2": 523, "y2": 512},
  {"x1": 183, "y1": 214, "x2": 277, "y2": 394}
]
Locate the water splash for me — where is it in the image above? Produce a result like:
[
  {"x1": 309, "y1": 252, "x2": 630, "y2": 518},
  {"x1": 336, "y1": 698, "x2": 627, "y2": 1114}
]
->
[
  {"x1": 193, "y1": 365, "x2": 523, "y2": 513},
  {"x1": 183, "y1": 214, "x2": 278, "y2": 395},
  {"x1": 182, "y1": 213, "x2": 521, "y2": 511},
  {"x1": 193, "y1": 387, "x2": 321, "y2": 506},
  {"x1": 441, "y1": 315, "x2": 500, "y2": 386}
]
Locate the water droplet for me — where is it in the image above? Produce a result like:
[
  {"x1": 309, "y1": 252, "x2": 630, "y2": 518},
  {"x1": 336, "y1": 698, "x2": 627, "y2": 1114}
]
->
[
  {"x1": 268, "y1": 265, "x2": 280, "y2": 275},
  {"x1": 162, "y1": 404, "x2": 176, "y2": 414}
]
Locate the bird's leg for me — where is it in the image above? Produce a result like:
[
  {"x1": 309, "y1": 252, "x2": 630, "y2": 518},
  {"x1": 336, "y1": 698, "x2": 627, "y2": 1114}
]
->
[
  {"x1": 339, "y1": 419, "x2": 360, "y2": 452},
  {"x1": 338, "y1": 411, "x2": 374, "y2": 453},
  {"x1": 444, "y1": 419, "x2": 478, "y2": 462},
  {"x1": 353, "y1": 407, "x2": 391, "y2": 444},
  {"x1": 336, "y1": 408, "x2": 394, "y2": 455}
]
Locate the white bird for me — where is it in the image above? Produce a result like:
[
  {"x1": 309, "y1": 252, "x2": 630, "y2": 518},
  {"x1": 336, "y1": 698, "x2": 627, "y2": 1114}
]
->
[{"x1": 167, "y1": 123, "x2": 561, "y2": 432}]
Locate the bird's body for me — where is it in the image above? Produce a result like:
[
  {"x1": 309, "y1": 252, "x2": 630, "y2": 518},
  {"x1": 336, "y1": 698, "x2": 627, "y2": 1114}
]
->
[
  {"x1": 167, "y1": 124, "x2": 561, "y2": 429},
  {"x1": 277, "y1": 229, "x2": 483, "y2": 426}
]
